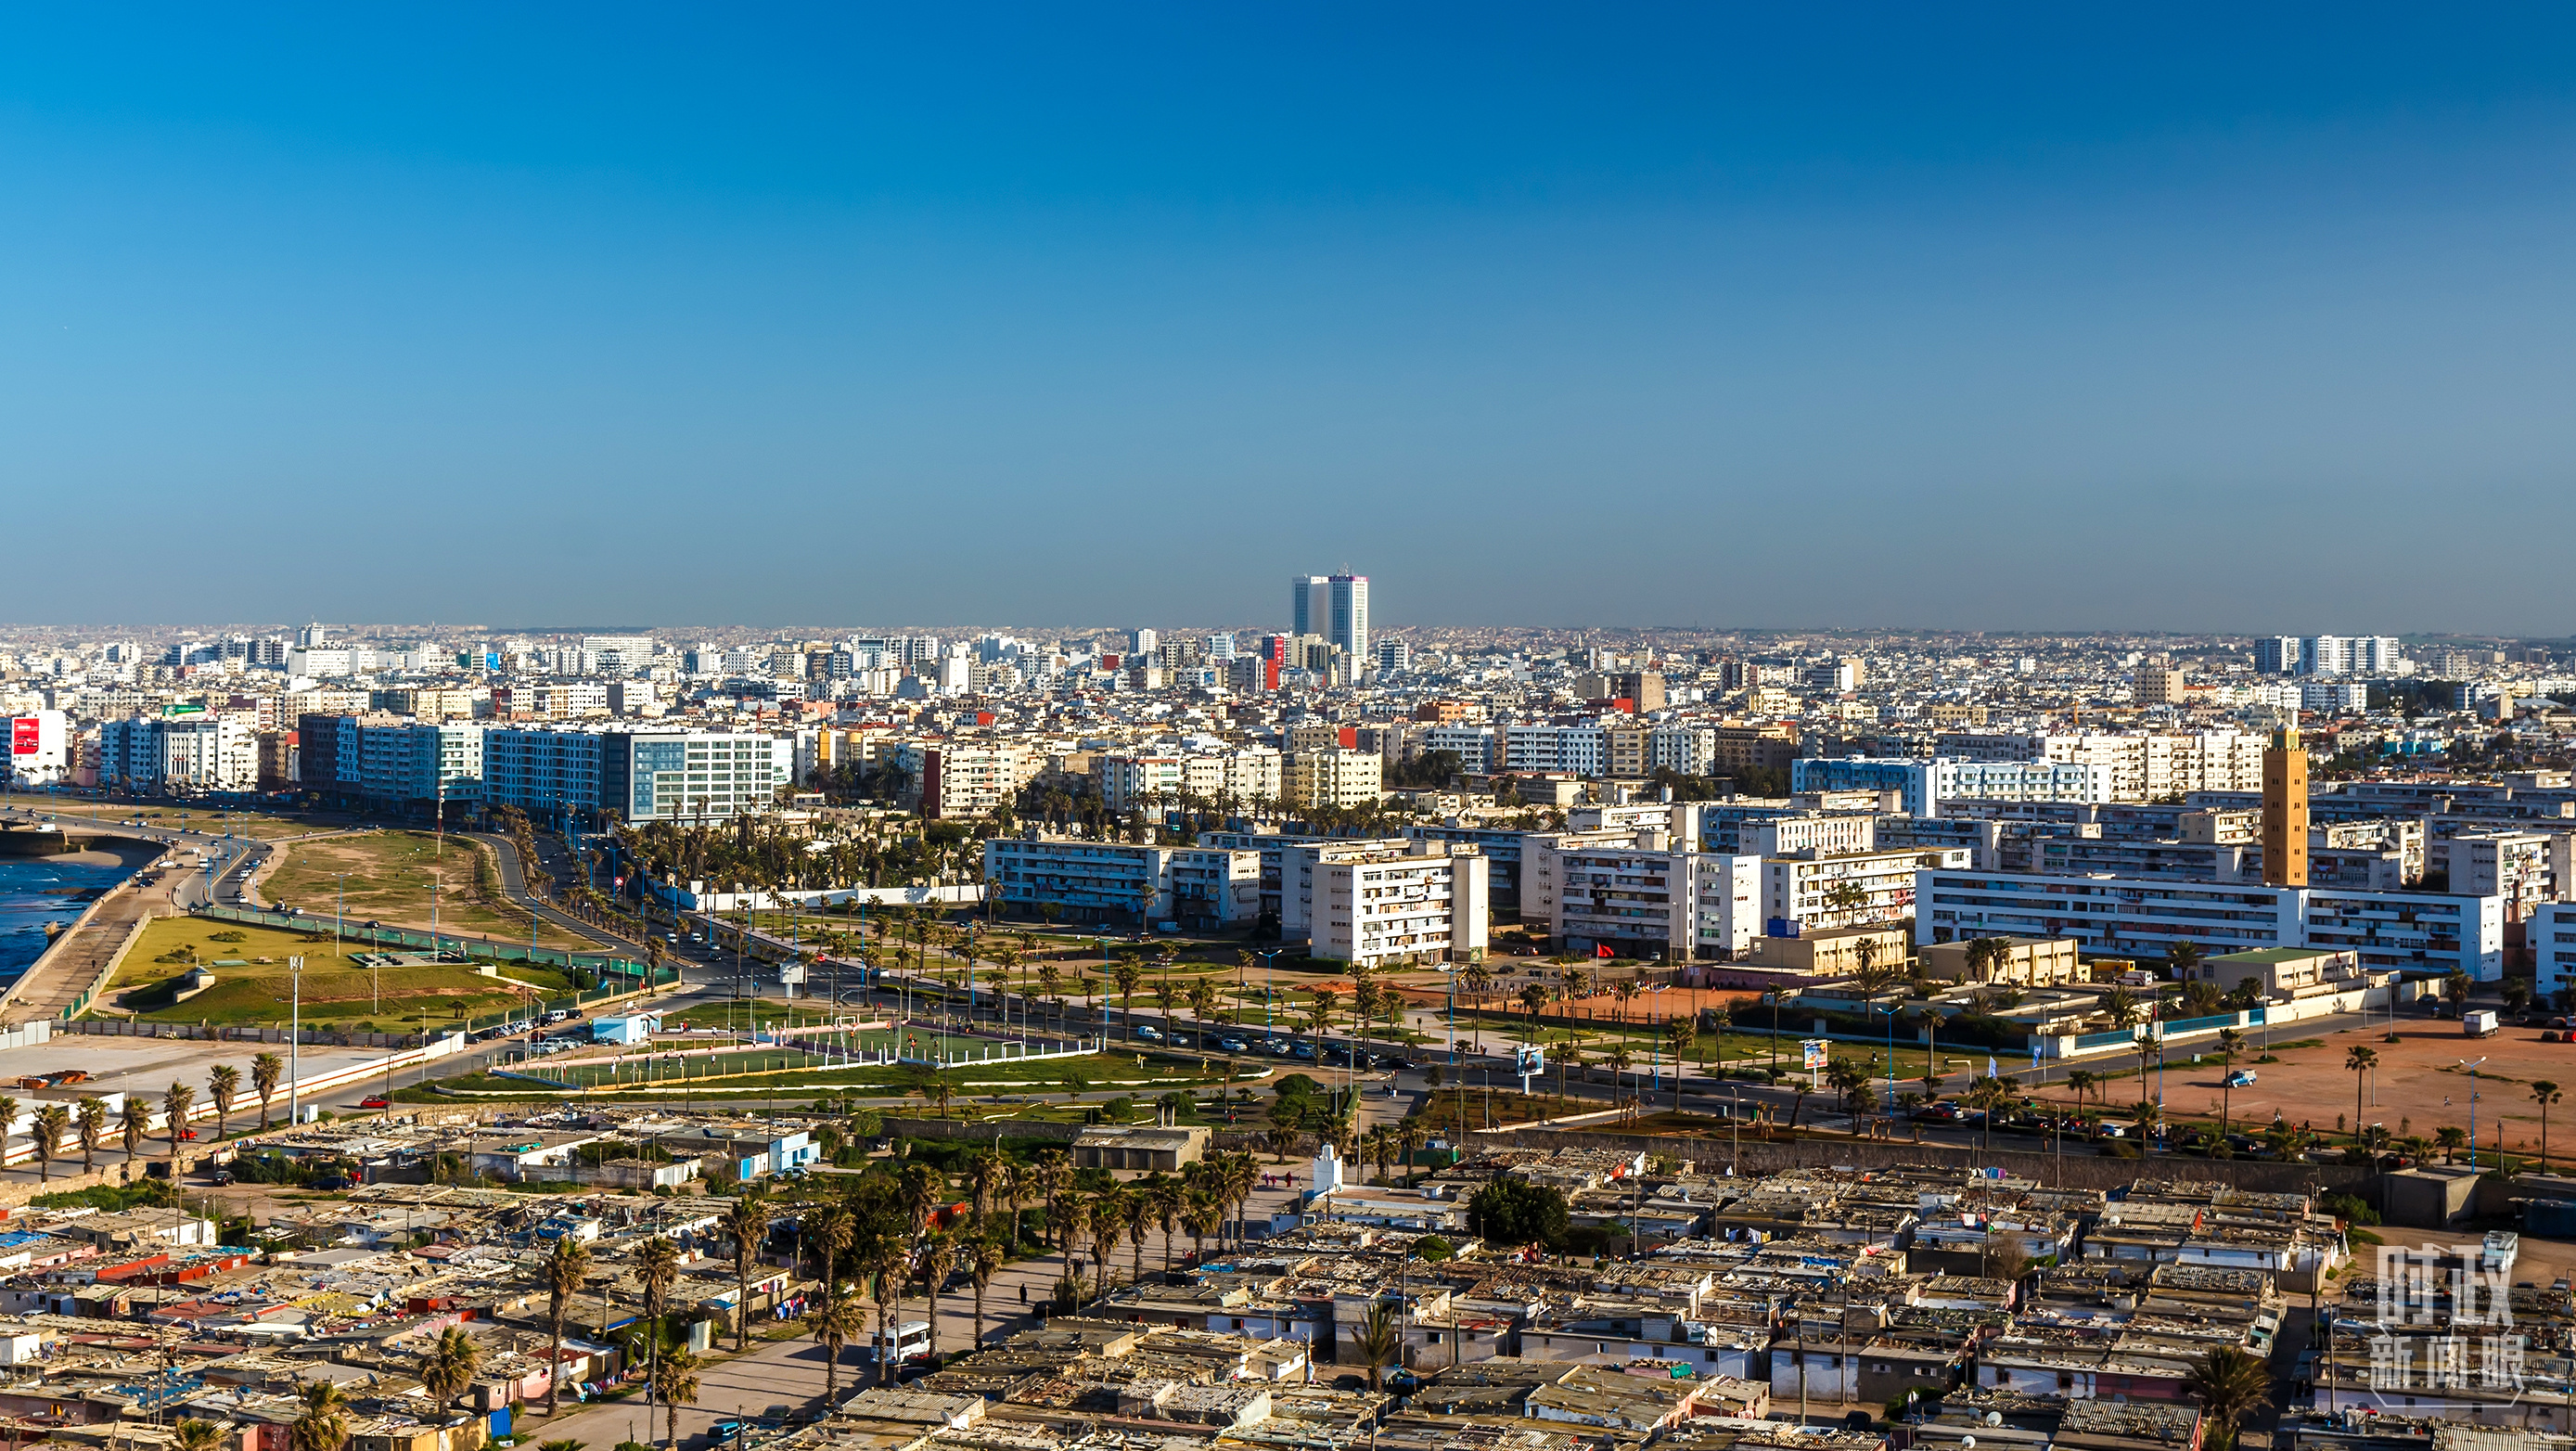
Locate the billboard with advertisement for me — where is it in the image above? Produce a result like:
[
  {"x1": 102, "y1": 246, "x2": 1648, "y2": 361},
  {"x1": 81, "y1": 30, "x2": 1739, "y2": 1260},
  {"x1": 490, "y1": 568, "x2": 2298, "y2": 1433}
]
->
[
  {"x1": 1801, "y1": 1039, "x2": 1829, "y2": 1071},
  {"x1": 9, "y1": 718, "x2": 35, "y2": 755}
]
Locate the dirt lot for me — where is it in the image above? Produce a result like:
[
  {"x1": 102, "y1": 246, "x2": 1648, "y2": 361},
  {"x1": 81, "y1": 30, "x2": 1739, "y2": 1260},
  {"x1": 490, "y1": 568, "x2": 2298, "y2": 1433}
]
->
[{"x1": 2035, "y1": 1012, "x2": 2576, "y2": 1163}]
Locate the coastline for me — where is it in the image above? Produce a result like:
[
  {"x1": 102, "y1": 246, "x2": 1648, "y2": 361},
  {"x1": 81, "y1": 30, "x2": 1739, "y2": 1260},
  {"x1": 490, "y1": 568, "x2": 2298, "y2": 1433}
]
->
[{"x1": 0, "y1": 836, "x2": 161, "y2": 991}]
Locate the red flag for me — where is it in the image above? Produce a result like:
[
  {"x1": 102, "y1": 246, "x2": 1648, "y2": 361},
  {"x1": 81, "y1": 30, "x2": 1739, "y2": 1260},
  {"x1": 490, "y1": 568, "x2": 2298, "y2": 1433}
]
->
[{"x1": 1596, "y1": 944, "x2": 1613, "y2": 958}]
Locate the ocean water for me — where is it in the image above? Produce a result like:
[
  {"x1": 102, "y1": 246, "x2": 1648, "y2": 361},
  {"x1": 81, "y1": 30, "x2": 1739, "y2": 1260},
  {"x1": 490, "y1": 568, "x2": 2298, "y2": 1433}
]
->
[{"x1": 0, "y1": 855, "x2": 141, "y2": 989}]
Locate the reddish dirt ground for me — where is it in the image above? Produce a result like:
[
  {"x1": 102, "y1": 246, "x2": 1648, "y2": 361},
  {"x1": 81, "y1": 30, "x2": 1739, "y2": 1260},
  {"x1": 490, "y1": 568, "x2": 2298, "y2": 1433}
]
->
[{"x1": 2033, "y1": 1013, "x2": 2576, "y2": 1162}]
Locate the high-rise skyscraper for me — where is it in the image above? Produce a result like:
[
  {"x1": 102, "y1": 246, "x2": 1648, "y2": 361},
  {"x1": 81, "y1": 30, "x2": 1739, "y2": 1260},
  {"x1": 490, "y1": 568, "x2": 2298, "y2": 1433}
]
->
[
  {"x1": 2262, "y1": 722, "x2": 2309, "y2": 887},
  {"x1": 1328, "y1": 573, "x2": 1368, "y2": 667},
  {"x1": 1292, "y1": 576, "x2": 1330, "y2": 639}
]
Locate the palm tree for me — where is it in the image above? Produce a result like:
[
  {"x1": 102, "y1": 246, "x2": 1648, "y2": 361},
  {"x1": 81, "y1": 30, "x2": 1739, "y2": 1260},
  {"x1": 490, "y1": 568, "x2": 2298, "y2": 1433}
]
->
[
  {"x1": 718, "y1": 1197, "x2": 771, "y2": 1352},
  {"x1": 419, "y1": 1325, "x2": 481, "y2": 1406},
  {"x1": 2537, "y1": 1081, "x2": 2564, "y2": 1169},
  {"x1": 2437, "y1": 1125, "x2": 2468, "y2": 1163},
  {"x1": 968, "y1": 1236, "x2": 1006, "y2": 1348},
  {"x1": 634, "y1": 1235, "x2": 681, "y2": 1422},
  {"x1": 650, "y1": 1346, "x2": 700, "y2": 1449},
  {"x1": 2346, "y1": 1045, "x2": 2378, "y2": 1147},
  {"x1": 74, "y1": 1097, "x2": 104, "y2": 1175},
  {"x1": 30, "y1": 1105, "x2": 67, "y2": 1183},
  {"x1": 541, "y1": 1236, "x2": 592, "y2": 1417},
  {"x1": 163, "y1": 1082, "x2": 197, "y2": 1175},
  {"x1": 121, "y1": 1096, "x2": 149, "y2": 1163},
  {"x1": 812, "y1": 1289, "x2": 865, "y2": 1403},
  {"x1": 1111, "y1": 953, "x2": 1145, "y2": 1041},
  {"x1": 2214, "y1": 1027, "x2": 2246, "y2": 1143},
  {"x1": 1353, "y1": 1300, "x2": 1402, "y2": 1391},
  {"x1": 2065, "y1": 1069, "x2": 2098, "y2": 1114},
  {"x1": 252, "y1": 1051, "x2": 284, "y2": 1128},
  {"x1": 1518, "y1": 982, "x2": 1549, "y2": 1040},
  {"x1": 2166, "y1": 941, "x2": 2203, "y2": 984},
  {"x1": 209, "y1": 1064, "x2": 240, "y2": 1138},
  {"x1": 2183, "y1": 1344, "x2": 2272, "y2": 1451},
  {"x1": 290, "y1": 1380, "x2": 352, "y2": 1451},
  {"x1": 914, "y1": 1232, "x2": 955, "y2": 1360},
  {"x1": 174, "y1": 1420, "x2": 225, "y2": 1451},
  {"x1": 865, "y1": 1242, "x2": 907, "y2": 1386}
]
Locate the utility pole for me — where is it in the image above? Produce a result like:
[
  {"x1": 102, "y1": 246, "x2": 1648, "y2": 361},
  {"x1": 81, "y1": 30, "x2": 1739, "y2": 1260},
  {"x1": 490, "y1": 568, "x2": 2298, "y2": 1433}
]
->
[{"x1": 287, "y1": 957, "x2": 302, "y2": 1125}]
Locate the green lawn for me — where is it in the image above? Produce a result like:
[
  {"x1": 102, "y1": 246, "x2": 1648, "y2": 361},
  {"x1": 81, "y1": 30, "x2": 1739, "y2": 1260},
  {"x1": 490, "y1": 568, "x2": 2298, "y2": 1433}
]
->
[
  {"x1": 107, "y1": 917, "x2": 570, "y2": 1027},
  {"x1": 262, "y1": 831, "x2": 594, "y2": 950}
]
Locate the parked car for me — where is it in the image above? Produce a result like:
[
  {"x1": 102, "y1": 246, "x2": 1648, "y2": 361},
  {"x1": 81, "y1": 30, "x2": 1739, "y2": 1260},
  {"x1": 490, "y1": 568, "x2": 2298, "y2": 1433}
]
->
[
  {"x1": 358, "y1": 1095, "x2": 391, "y2": 1109},
  {"x1": 1217, "y1": 1037, "x2": 1249, "y2": 1052},
  {"x1": 2225, "y1": 1070, "x2": 2257, "y2": 1088},
  {"x1": 1290, "y1": 1042, "x2": 1318, "y2": 1060}
]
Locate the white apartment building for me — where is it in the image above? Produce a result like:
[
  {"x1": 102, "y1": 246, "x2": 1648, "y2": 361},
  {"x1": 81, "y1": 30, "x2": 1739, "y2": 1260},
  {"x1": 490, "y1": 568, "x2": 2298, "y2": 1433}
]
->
[
  {"x1": 1416, "y1": 726, "x2": 1500, "y2": 775},
  {"x1": 1498, "y1": 724, "x2": 1610, "y2": 777},
  {"x1": 1929, "y1": 731, "x2": 2265, "y2": 802},
  {"x1": 1545, "y1": 840, "x2": 1765, "y2": 962},
  {"x1": 1099, "y1": 754, "x2": 1186, "y2": 814},
  {"x1": 1168, "y1": 847, "x2": 1262, "y2": 928},
  {"x1": 1308, "y1": 842, "x2": 1489, "y2": 969},
  {"x1": 608, "y1": 730, "x2": 793, "y2": 822},
  {"x1": 984, "y1": 836, "x2": 1171, "y2": 925},
  {"x1": 1180, "y1": 747, "x2": 1282, "y2": 806},
  {"x1": 1762, "y1": 846, "x2": 1973, "y2": 935},
  {"x1": 1918, "y1": 868, "x2": 2505, "y2": 981},
  {"x1": 1746, "y1": 815, "x2": 1877, "y2": 857},
  {"x1": 2441, "y1": 831, "x2": 2570, "y2": 923},
  {"x1": 921, "y1": 743, "x2": 1036, "y2": 820},
  {"x1": 1647, "y1": 724, "x2": 1719, "y2": 777},
  {"x1": 100, "y1": 714, "x2": 260, "y2": 793},
  {"x1": 1285, "y1": 749, "x2": 1383, "y2": 809},
  {"x1": 2534, "y1": 902, "x2": 2576, "y2": 1004}
]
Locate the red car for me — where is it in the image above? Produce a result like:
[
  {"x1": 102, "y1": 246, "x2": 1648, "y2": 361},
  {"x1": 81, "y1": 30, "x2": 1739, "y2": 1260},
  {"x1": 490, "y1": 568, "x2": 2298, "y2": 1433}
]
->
[
  {"x1": 176, "y1": 1129, "x2": 199, "y2": 1141},
  {"x1": 359, "y1": 1096, "x2": 391, "y2": 1109}
]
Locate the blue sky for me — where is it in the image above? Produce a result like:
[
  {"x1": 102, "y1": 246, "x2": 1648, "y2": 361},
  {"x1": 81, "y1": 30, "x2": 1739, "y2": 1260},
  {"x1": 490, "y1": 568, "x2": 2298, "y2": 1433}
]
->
[{"x1": 7, "y1": 6, "x2": 2576, "y2": 634}]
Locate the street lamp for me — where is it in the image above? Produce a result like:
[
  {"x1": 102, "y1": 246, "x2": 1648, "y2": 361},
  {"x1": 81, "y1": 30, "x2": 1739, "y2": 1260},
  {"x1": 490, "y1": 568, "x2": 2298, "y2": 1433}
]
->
[
  {"x1": 1872, "y1": 1005, "x2": 1903, "y2": 1116},
  {"x1": 2462, "y1": 1057, "x2": 2489, "y2": 1170}
]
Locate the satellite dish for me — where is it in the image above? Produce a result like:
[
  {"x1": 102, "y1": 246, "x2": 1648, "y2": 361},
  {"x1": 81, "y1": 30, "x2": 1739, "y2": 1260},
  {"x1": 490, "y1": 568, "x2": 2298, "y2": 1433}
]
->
[
  {"x1": 1987, "y1": 1412, "x2": 2005, "y2": 1427},
  {"x1": 1962, "y1": 1438, "x2": 1977, "y2": 1449}
]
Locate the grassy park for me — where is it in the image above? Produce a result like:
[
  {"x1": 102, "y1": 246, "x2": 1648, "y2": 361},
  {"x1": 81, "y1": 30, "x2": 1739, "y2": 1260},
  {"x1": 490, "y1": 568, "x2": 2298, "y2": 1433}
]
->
[
  {"x1": 261, "y1": 830, "x2": 594, "y2": 950},
  {"x1": 36, "y1": 800, "x2": 316, "y2": 841},
  {"x1": 103, "y1": 916, "x2": 572, "y2": 1028}
]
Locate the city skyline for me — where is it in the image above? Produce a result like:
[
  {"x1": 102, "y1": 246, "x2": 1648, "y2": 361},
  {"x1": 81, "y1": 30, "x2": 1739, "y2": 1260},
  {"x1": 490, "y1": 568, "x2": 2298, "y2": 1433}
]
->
[{"x1": 9, "y1": 8, "x2": 2576, "y2": 629}]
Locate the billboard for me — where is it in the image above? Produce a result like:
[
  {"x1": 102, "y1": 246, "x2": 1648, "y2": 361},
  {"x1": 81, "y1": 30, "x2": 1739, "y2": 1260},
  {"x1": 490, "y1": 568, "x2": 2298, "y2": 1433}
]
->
[
  {"x1": 161, "y1": 702, "x2": 206, "y2": 717},
  {"x1": 1801, "y1": 1039, "x2": 1829, "y2": 1071},
  {"x1": 9, "y1": 719, "x2": 35, "y2": 755}
]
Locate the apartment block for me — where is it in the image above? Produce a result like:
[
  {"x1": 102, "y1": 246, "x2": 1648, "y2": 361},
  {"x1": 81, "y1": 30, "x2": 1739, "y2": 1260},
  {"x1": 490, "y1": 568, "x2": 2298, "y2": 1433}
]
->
[
  {"x1": 1167, "y1": 847, "x2": 1262, "y2": 928},
  {"x1": 485, "y1": 727, "x2": 611, "y2": 817},
  {"x1": 2533, "y1": 902, "x2": 2576, "y2": 1003},
  {"x1": 2439, "y1": 830, "x2": 2570, "y2": 922},
  {"x1": 984, "y1": 836, "x2": 1171, "y2": 925},
  {"x1": 1916, "y1": 869, "x2": 2504, "y2": 980},
  {"x1": 1284, "y1": 749, "x2": 1383, "y2": 809},
  {"x1": 1544, "y1": 838, "x2": 1763, "y2": 962},
  {"x1": 921, "y1": 742, "x2": 1035, "y2": 819},
  {"x1": 1308, "y1": 842, "x2": 1489, "y2": 970},
  {"x1": 601, "y1": 730, "x2": 790, "y2": 823},
  {"x1": 100, "y1": 714, "x2": 260, "y2": 793},
  {"x1": 1762, "y1": 846, "x2": 1969, "y2": 935}
]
